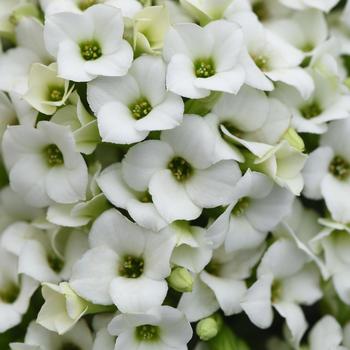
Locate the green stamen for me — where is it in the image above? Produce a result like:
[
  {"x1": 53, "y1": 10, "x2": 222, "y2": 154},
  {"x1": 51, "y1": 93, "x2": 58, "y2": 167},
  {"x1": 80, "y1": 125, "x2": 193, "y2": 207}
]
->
[
  {"x1": 129, "y1": 98, "x2": 152, "y2": 120},
  {"x1": 80, "y1": 40, "x2": 102, "y2": 61},
  {"x1": 139, "y1": 191, "x2": 152, "y2": 203},
  {"x1": 168, "y1": 157, "x2": 193, "y2": 182},
  {"x1": 43, "y1": 144, "x2": 64, "y2": 167},
  {"x1": 0, "y1": 283, "x2": 20, "y2": 304},
  {"x1": 254, "y1": 55, "x2": 269, "y2": 71},
  {"x1": 271, "y1": 280, "x2": 282, "y2": 302},
  {"x1": 205, "y1": 260, "x2": 221, "y2": 276},
  {"x1": 232, "y1": 197, "x2": 250, "y2": 217},
  {"x1": 48, "y1": 254, "x2": 64, "y2": 273},
  {"x1": 252, "y1": 2, "x2": 268, "y2": 21},
  {"x1": 194, "y1": 58, "x2": 216, "y2": 78},
  {"x1": 329, "y1": 155, "x2": 350, "y2": 181},
  {"x1": 135, "y1": 325, "x2": 160, "y2": 341},
  {"x1": 300, "y1": 102, "x2": 322, "y2": 119},
  {"x1": 119, "y1": 255, "x2": 144, "y2": 278},
  {"x1": 48, "y1": 86, "x2": 65, "y2": 102}
]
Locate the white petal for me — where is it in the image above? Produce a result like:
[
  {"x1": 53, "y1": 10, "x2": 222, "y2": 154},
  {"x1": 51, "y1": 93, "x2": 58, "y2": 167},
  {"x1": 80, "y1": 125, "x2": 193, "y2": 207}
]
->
[
  {"x1": 240, "y1": 274, "x2": 274, "y2": 329},
  {"x1": 122, "y1": 140, "x2": 174, "y2": 191},
  {"x1": 97, "y1": 101, "x2": 148, "y2": 144},
  {"x1": 161, "y1": 115, "x2": 215, "y2": 169},
  {"x1": 303, "y1": 146, "x2": 333, "y2": 199},
  {"x1": 70, "y1": 246, "x2": 118, "y2": 305},
  {"x1": 186, "y1": 160, "x2": 241, "y2": 208},
  {"x1": 274, "y1": 302, "x2": 307, "y2": 348},
  {"x1": 200, "y1": 271, "x2": 246, "y2": 315},
  {"x1": 178, "y1": 277, "x2": 219, "y2": 322},
  {"x1": 57, "y1": 40, "x2": 94, "y2": 82},
  {"x1": 309, "y1": 316, "x2": 343, "y2": 350},
  {"x1": 84, "y1": 41, "x2": 133, "y2": 77},
  {"x1": 166, "y1": 54, "x2": 209, "y2": 99},
  {"x1": 322, "y1": 175, "x2": 350, "y2": 223},
  {"x1": 266, "y1": 68, "x2": 314, "y2": 100},
  {"x1": 194, "y1": 67, "x2": 245, "y2": 95},
  {"x1": 134, "y1": 93, "x2": 184, "y2": 132},
  {"x1": 149, "y1": 169, "x2": 201, "y2": 222},
  {"x1": 110, "y1": 277, "x2": 167, "y2": 313}
]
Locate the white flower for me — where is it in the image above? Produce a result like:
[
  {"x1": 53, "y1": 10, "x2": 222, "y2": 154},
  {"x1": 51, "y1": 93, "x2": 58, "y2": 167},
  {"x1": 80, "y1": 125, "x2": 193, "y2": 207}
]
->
[
  {"x1": 2, "y1": 121, "x2": 89, "y2": 207},
  {"x1": 241, "y1": 239, "x2": 322, "y2": 348},
  {"x1": 108, "y1": 306, "x2": 193, "y2": 350},
  {"x1": 205, "y1": 85, "x2": 290, "y2": 162},
  {"x1": 163, "y1": 20, "x2": 246, "y2": 98},
  {"x1": 0, "y1": 17, "x2": 52, "y2": 95},
  {"x1": 5, "y1": 224, "x2": 89, "y2": 283},
  {"x1": 0, "y1": 247, "x2": 38, "y2": 333},
  {"x1": 121, "y1": 115, "x2": 242, "y2": 223},
  {"x1": 44, "y1": 4, "x2": 133, "y2": 82},
  {"x1": 87, "y1": 55, "x2": 184, "y2": 144},
  {"x1": 207, "y1": 171, "x2": 293, "y2": 252},
  {"x1": 312, "y1": 222, "x2": 350, "y2": 305},
  {"x1": 303, "y1": 118, "x2": 350, "y2": 223},
  {"x1": 37, "y1": 282, "x2": 112, "y2": 335},
  {"x1": 24, "y1": 63, "x2": 74, "y2": 116},
  {"x1": 10, "y1": 320, "x2": 93, "y2": 350},
  {"x1": 236, "y1": 13, "x2": 314, "y2": 98},
  {"x1": 266, "y1": 9, "x2": 328, "y2": 55},
  {"x1": 69, "y1": 209, "x2": 176, "y2": 312},
  {"x1": 97, "y1": 163, "x2": 167, "y2": 232},
  {"x1": 179, "y1": 245, "x2": 263, "y2": 320},
  {"x1": 271, "y1": 70, "x2": 350, "y2": 134}
]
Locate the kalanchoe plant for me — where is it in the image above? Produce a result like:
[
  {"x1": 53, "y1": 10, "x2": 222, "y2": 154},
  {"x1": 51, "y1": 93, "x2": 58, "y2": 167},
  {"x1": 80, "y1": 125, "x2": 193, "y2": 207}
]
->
[{"x1": 1, "y1": 0, "x2": 350, "y2": 349}]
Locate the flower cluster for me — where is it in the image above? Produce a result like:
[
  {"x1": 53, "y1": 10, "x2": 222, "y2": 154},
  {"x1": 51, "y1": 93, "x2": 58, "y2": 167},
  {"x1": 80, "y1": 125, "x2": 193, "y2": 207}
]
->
[{"x1": 0, "y1": 0, "x2": 350, "y2": 349}]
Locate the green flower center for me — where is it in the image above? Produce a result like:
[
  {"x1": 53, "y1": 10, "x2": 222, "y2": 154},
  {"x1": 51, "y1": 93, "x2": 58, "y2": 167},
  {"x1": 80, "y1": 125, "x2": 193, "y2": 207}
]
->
[
  {"x1": 232, "y1": 197, "x2": 250, "y2": 217},
  {"x1": 129, "y1": 98, "x2": 152, "y2": 120},
  {"x1": 48, "y1": 86, "x2": 65, "y2": 102},
  {"x1": 139, "y1": 191, "x2": 152, "y2": 203},
  {"x1": 168, "y1": 157, "x2": 193, "y2": 182},
  {"x1": 61, "y1": 343, "x2": 81, "y2": 350},
  {"x1": 135, "y1": 325, "x2": 160, "y2": 341},
  {"x1": 254, "y1": 55, "x2": 269, "y2": 71},
  {"x1": 44, "y1": 144, "x2": 64, "y2": 167},
  {"x1": 119, "y1": 255, "x2": 144, "y2": 278},
  {"x1": 300, "y1": 102, "x2": 322, "y2": 119},
  {"x1": 329, "y1": 155, "x2": 350, "y2": 181},
  {"x1": 80, "y1": 40, "x2": 102, "y2": 61},
  {"x1": 78, "y1": 0, "x2": 99, "y2": 10},
  {"x1": 194, "y1": 58, "x2": 216, "y2": 78},
  {"x1": 252, "y1": 2, "x2": 268, "y2": 21},
  {"x1": 48, "y1": 254, "x2": 64, "y2": 273},
  {"x1": 0, "y1": 283, "x2": 20, "y2": 304},
  {"x1": 205, "y1": 260, "x2": 221, "y2": 276},
  {"x1": 271, "y1": 280, "x2": 282, "y2": 303}
]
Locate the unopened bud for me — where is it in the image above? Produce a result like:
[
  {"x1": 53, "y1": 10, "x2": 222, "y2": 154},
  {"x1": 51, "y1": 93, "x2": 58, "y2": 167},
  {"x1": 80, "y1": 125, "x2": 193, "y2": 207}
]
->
[
  {"x1": 167, "y1": 267, "x2": 193, "y2": 293},
  {"x1": 283, "y1": 128, "x2": 305, "y2": 152},
  {"x1": 196, "y1": 316, "x2": 220, "y2": 341}
]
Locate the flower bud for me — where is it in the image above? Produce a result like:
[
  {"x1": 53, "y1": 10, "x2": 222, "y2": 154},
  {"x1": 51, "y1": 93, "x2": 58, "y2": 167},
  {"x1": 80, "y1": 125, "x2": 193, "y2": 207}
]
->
[
  {"x1": 283, "y1": 128, "x2": 305, "y2": 152},
  {"x1": 196, "y1": 317, "x2": 220, "y2": 341},
  {"x1": 167, "y1": 267, "x2": 193, "y2": 293}
]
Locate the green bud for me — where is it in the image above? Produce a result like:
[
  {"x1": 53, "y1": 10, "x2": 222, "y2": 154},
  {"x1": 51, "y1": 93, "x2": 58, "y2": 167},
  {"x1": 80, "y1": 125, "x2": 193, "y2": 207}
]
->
[
  {"x1": 167, "y1": 267, "x2": 193, "y2": 293},
  {"x1": 196, "y1": 317, "x2": 220, "y2": 341},
  {"x1": 283, "y1": 128, "x2": 305, "y2": 152}
]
